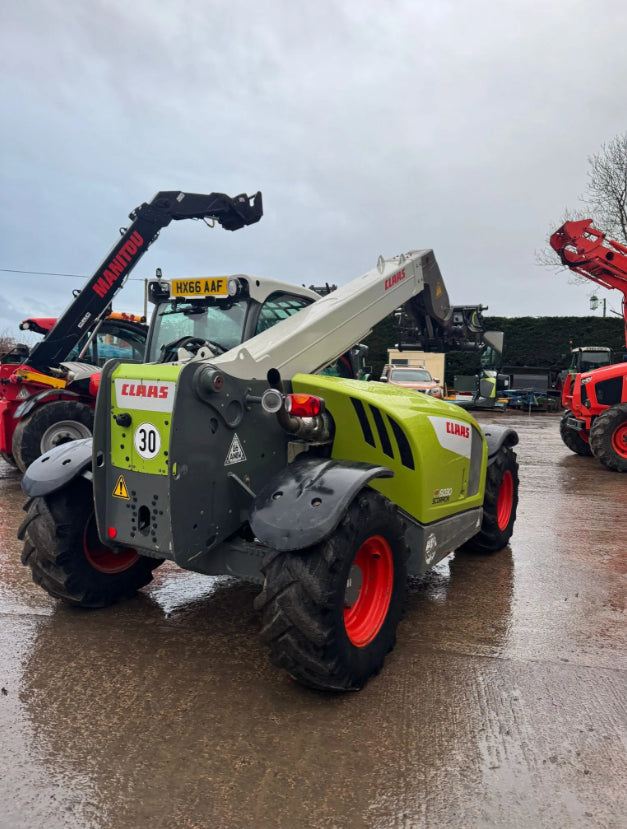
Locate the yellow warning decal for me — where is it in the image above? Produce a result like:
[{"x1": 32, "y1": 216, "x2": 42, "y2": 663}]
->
[{"x1": 112, "y1": 475, "x2": 130, "y2": 499}]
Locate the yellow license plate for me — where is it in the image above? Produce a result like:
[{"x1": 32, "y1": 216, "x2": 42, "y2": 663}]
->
[{"x1": 170, "y1": 278, "x2": 228, "y2": 297}]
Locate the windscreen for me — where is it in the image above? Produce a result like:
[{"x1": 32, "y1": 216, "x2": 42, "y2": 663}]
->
[
  {"x1": 580, "y1": 353, "x2": 612, "y2": 372},
  {"x1": 570, "y1": 350, "x2": 612, "y2": 372},
  {"x1": 391, "y1": 368, "x2": 431, "y2": 382},
  {"x1": 148, "y1": 299, "x2": 248, "y2": 361}
]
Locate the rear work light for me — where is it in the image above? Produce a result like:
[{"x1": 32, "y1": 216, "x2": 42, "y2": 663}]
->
[
  {"x1": 284, "y1": 394, "x2": 325, "y2": 417},
  {"x1": 89, "y1": 372, "x2": 102, "y2": 397}
]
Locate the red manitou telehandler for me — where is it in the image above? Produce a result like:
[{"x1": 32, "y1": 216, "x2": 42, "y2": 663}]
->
[
  {"x1": 0, "y1": 190, "x2": 262, "y2": 471},
  {"x1": 0, "y1": 312, "x2": 148, "y2": 470},
  {"x1": 550, "y1": 220, "x2": 627, "y2": 471}
]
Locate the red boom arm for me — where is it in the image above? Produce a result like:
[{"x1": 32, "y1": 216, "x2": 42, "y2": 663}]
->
[{"x1": 550, "y1": 219, "x2": 627, "y2": 346}]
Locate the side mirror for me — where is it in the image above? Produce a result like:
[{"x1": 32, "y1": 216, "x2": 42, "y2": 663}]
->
[
  {"x1": 433, "y1": 377, "x2": 440, "y2": 384},
  {"x1": 479, "y1": 378, "x2": 494, "y2": 398}
]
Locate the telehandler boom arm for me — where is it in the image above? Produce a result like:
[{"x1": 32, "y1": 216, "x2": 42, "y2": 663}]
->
[
  {"x1": 26, "y1": 191, "x2": 262, "y2": 372},
  {"x1": 209, "y1": 248, "x2": 485, "y2": 381}
]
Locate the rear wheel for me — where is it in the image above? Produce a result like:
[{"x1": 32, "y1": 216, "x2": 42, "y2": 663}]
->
[
  {"x1": 589, "y1": 404, "x2": 627, "y2": 472},
  {"x1": 462, "y1": 444, "x2": 519, "y2": 553},
  {"x1": 13, "y1": 400, "x2": 93, "y2": 472},
  {"x1": 254, "y1": 489, "x2": 409, "y2": 691},
  {"x1": 559, "y1": 410, "x2": 592, "y2": 456},
  {"x1": 19, "y1": 478, "x2": 162, "y2": 607}
]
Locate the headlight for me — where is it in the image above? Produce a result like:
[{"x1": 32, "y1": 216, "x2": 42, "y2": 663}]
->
[{"x1": 428, "y1": 387, "x2": 441, "y2": 395}]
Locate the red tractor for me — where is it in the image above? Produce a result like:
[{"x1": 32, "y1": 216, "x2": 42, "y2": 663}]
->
[{"x1": 550, "y1": 220, "x2": 627, "y2": 471}]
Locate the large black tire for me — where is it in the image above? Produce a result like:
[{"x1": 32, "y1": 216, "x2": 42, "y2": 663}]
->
[
  {"x1": 18, "y1": 478, "x2": 162, "y2": 607},
  {"x1": 12, "y1": 400, "x2": 94, "y2": 473},
  {"x1": 589, "y1": 404, "x2": 627, "y2": 472},
  {"x1": 559, "y1": 410, "x2": 592, "y2": 456},
  {"x1": 254, "y1": 489, "x2": 409, "y2": 691},
  {"x1": 461, "y1": 445, "x2": 519, "y2": 553}
]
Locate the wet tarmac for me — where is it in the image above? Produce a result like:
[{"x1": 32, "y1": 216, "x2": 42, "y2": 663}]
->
[{"x1": 0, "y1": 411, "x2": 625, "y2": 829}]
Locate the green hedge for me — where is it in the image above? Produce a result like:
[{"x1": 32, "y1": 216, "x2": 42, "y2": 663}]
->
[{"x1": 362, "y1": 316, "x2": 625, "y2": 386}]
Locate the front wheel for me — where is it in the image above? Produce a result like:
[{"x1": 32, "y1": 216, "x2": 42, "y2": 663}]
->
[
  {"x1": 19, "y1": 478, "x2": 162, "y2": 607},
  {"x1": 254, "y1": 489, "x2": 409, "y2": 691},
  {"x1": 559, "y1": 410, "x2": 592, "y2": 456},
  {"x1": 12, "y1": 400, "x2": 94, "y2": 472},
  {"x1": 462, "y1": 444, "x2": 519, "y2": 553},
  {"x1": 589, "y1": 404, "x2": 627, "y2": 472}
]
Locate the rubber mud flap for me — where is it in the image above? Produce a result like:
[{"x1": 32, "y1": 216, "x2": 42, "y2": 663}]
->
[
  {"x1": 21, "y1": 437, "x2": 93, "y2": 497},
  {"x1": 250, "y1": 457, "x2": 393, "y2": 552}
]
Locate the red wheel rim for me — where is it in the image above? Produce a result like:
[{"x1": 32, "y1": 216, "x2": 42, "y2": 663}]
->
[
  {"x1": 83, "y1": 514, "x2": 139, "y2": 574},
  {"x1": 343, "y1": 535, "x2": 394, "y2": 647},
  {"x1": 497, "y1": 470, "x2": 514, "y2": 531},
  {"x1": 611, "y1": 423, "x2": 627, "y2": 458}
]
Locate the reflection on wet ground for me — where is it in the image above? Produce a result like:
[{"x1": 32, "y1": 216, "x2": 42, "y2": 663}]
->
[{"x1": 0, "y1": 412, "x2": 625, "y2": 828}]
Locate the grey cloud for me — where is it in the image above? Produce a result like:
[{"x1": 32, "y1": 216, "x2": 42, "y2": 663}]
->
[{"x1": 2, "y1": 0, "x2": 627, "y2": 338}]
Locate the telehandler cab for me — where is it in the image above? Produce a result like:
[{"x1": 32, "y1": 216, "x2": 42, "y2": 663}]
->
[{"x1": 19, "y1": 193, "x2": 519, "y2": 691}]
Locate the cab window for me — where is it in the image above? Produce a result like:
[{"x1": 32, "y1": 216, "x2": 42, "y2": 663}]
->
[
  {"x1": 148, "y1": 300, "x2": 248, "y2": 362},
  {"x1": 255, "y1": 293, "x2": 314, "y2": 335},
  {"x1": 67, "y1": 323, "x2": 146, "y2": 366}
]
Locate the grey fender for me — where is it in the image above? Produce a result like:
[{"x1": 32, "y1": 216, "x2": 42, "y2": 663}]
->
[
  {"x1": 481, "y1": 425, "x2": 519, "y2": 464},
  {"x1": 249, "y1": 457, "x2": 393, "y2": 552},
  {"x1": 14, "y1": 388, "x2": 81, "y2": 420},
  {"x1": 21, "y1": 438, "x2": 93, "y2": 497}
]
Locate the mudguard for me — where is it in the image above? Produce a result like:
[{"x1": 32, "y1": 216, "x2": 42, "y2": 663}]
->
[
  {"x1": 14, "y1": 388, "x2": 81, "y2": 420},
  {"x1": 21, "y1": 438, "x2": 93, "y2": 497},
  {"x1": 249, "y1": 457, "x2": 393, "y2": 552},
  {"x1": 482, "y1": 425, "x2": 518, "y2": 463}
]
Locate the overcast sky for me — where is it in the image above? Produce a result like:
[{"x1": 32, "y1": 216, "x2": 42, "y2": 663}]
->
[{"x1": 2, "y1": 0, "x2": 627, "y2": 341}]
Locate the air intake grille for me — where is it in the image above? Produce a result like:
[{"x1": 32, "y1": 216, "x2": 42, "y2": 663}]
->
[{"x1": 350, "y1": 397, "x2": 415, "y2": 470}]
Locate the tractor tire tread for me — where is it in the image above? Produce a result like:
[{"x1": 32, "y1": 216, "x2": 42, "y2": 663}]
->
[
  {"x1": 589, "y1": 404, "x2": 627, "y2": 472},
  {"x1": 12, "y1": 400, "x2": 94, "y2": 473},
  {"x1": 20, "y1": 479, "x2": 160, "y2": 607},
  {"x1": 255, "y1": 490, "x2": 408, "y2": 691},
  {"x1": 559, "y1": 410, "x2": 592, "y2": 456},
  {"x1": 462, "y1": 445, "x2": 519, "y2": 554}
]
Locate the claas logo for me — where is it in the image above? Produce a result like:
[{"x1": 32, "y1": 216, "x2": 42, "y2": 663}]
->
[{"x1": 120, "y1": 383, "x2": 169, "y2": 400}]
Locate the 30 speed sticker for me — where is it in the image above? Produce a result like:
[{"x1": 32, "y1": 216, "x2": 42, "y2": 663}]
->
[{"x1": 134, "y1": 422, "x2": 161, "y2": 460}]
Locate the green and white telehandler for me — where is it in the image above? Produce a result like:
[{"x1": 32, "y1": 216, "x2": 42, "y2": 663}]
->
[{"x1": 19, "y1": 190, "x2": 519, "y2": 691}]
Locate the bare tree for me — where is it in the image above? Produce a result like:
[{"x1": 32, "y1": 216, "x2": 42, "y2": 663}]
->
[
  {"x1": 585, "y1": 133, "x2": 627, "y2": 243},
  {"x1": 538, "y1": 133, "x2": 627, "y2": 284},
  {"x1": 0, "y1": 330, "x2": 17, "y2": 357}
]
